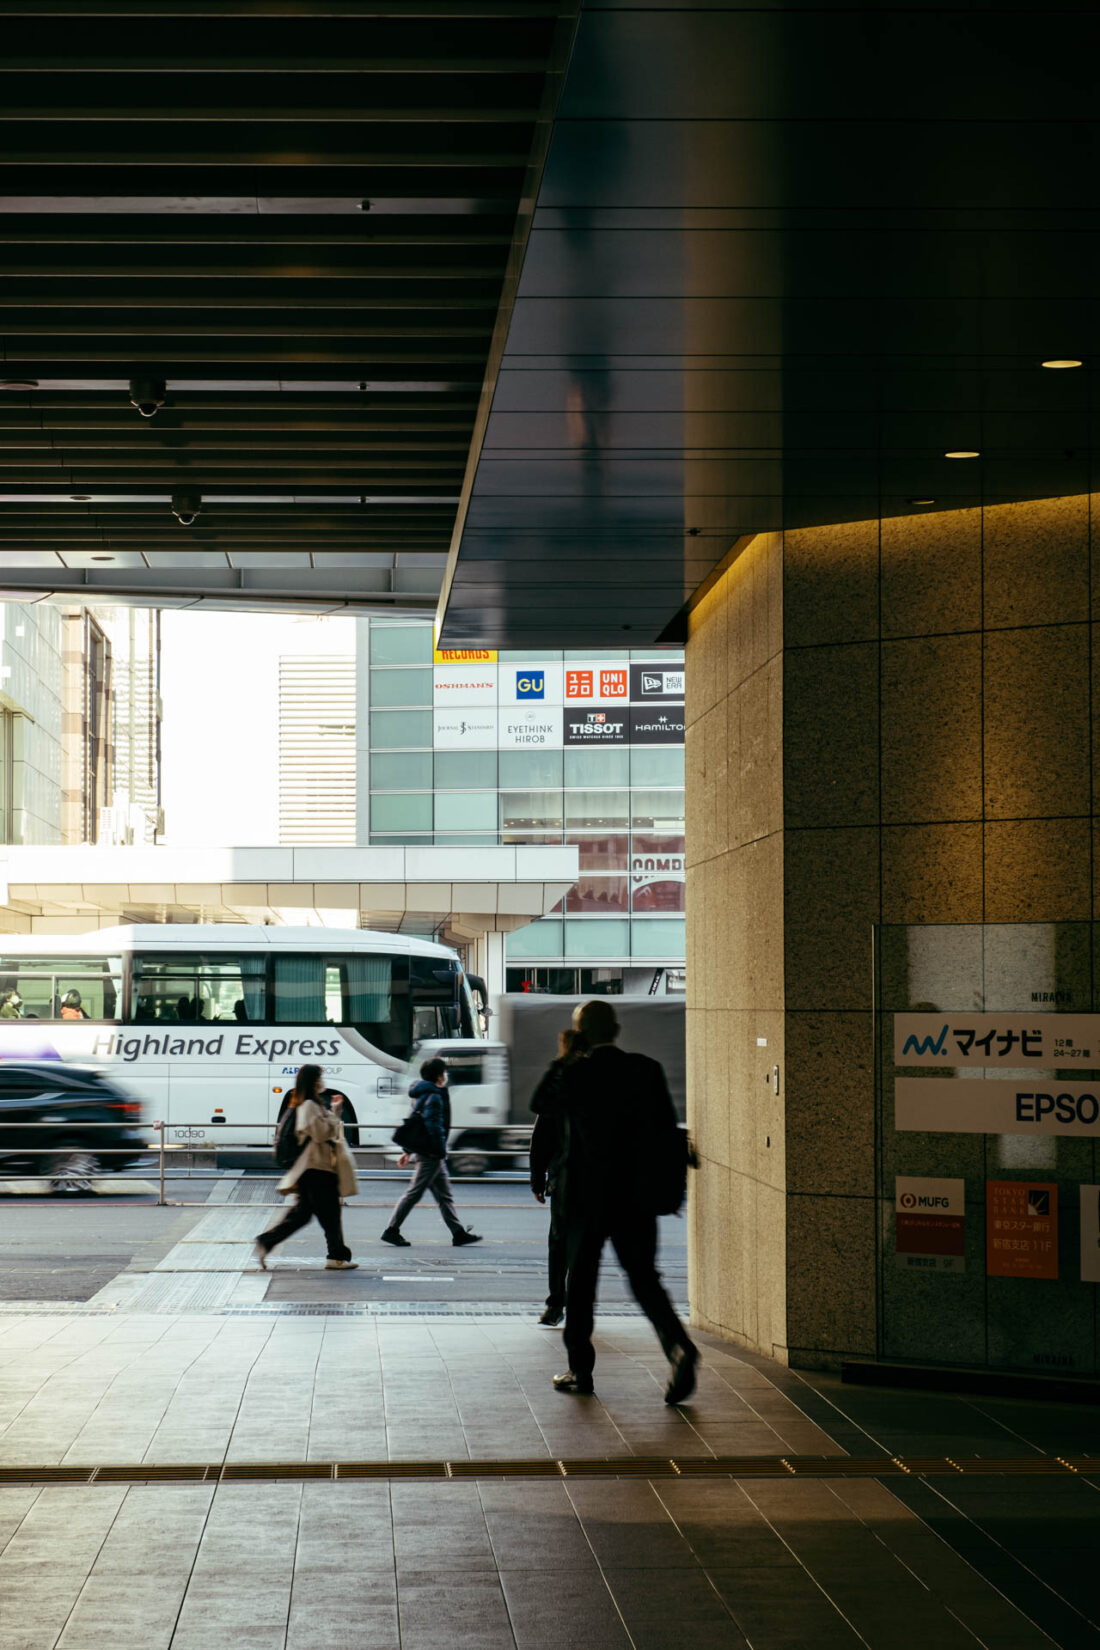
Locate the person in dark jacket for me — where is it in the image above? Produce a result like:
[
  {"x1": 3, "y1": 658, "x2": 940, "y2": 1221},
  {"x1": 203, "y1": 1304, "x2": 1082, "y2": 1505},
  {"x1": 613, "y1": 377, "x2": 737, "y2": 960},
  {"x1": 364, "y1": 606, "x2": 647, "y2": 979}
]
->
[
  {"x1": 381, "y1": 1057, "x2": 482, "y2": 1247},
  {"x1": 529, "y1": 1028, "x2": 585, "y2": 1327},
  {"x1": 552, "y1": 999, "x2": 698, "y2": 1405}
]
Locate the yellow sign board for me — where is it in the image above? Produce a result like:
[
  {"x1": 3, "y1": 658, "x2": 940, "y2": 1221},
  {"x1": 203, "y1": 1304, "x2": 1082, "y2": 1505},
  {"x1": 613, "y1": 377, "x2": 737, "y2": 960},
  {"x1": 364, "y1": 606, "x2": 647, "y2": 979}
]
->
[{"x1": 433, "y1": 647, "x2": 498, "y2": 664}]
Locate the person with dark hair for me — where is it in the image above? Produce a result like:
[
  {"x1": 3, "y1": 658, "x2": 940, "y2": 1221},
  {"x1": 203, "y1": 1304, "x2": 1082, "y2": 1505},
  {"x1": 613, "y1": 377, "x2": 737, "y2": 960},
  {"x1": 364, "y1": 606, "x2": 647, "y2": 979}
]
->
[
  {"x1": 254, "y1": 1063, "x2": 358, "y2": 1270},
  {"x1": 381, "y1": 1056, "x2": 482, "y2": 1247},
  {"x1": 529, "y1": 1027, "x2": 586, "y2": 1327},
  {"x1": 552, "y1": 999, "x2": 698, "y2": 1405}
]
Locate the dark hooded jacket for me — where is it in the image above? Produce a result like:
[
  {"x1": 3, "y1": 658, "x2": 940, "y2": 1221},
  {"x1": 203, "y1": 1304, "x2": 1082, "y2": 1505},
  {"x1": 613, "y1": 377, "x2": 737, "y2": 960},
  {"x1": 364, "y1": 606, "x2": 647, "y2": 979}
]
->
[{"x1": 407, "y1": 1077, "x2": 450, "y2": 1158}]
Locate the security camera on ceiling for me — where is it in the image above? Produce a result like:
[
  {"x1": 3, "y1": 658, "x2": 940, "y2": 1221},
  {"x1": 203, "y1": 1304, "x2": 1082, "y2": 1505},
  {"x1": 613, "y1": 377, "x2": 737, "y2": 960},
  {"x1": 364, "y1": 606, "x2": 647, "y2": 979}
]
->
[
  {"x1": 171, "y1": 489, "x2": 201, "y2": 526},
  {"x1": 129, "y1": 376, "x2": 167, "y2": 419}
]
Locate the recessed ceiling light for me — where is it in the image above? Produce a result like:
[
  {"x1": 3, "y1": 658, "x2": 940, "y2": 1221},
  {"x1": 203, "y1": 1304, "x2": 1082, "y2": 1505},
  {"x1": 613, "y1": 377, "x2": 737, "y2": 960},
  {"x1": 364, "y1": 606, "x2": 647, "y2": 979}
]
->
[
  {"x1": 1042, "y1": 358, "x2": 1083, "y2": 369},
  {"x1": 0, "y1": 378, "x2": 38, "y2": 390},
  {"x1": 908, "y1": 497, "x2": 936, "y2": 506},
  {"x1": 944, "y1": 450, "x2": 980, "y2": 459}
]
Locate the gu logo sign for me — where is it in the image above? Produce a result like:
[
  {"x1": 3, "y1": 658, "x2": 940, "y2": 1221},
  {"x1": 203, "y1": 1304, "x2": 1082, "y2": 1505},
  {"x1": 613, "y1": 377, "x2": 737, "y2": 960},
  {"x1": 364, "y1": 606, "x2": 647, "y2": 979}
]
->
[{"x1": 516, "y1": 671, "x2": 545, "y2": 700}]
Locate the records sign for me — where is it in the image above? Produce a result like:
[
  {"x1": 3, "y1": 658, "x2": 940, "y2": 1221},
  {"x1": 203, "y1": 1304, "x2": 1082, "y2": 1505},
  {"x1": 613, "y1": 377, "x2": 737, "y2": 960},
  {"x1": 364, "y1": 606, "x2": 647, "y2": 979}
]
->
[
  {"x1": 564, "y1": 707, "x2": 628, "y2": 746},
  {"x1": 630, "y1": 705, "x2": 686, "y2": 744}
]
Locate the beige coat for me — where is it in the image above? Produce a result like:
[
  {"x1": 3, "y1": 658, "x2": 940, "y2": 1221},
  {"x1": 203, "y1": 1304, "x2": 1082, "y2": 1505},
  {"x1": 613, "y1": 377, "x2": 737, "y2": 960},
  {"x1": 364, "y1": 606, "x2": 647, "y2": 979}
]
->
[{"x1": 277, "y1": 1098, "x2": 359, "y2": 1198}]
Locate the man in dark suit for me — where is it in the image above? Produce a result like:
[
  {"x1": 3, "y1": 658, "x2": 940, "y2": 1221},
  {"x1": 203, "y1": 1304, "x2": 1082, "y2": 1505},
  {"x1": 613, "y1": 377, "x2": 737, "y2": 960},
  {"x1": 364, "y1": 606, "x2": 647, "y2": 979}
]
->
[{"x1": 552, "y1": 999, "x2": 698, "y2": 1404}]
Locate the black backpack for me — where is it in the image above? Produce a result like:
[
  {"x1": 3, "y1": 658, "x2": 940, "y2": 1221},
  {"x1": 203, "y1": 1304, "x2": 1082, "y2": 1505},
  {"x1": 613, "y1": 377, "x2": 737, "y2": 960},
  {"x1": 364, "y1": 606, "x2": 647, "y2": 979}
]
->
[
  {"x1": 274, "y1": 1107, "x2": 301, "y2": 1171},
  {"x1": 635, "y1": 1124, "x2": 698, "y2": 1217}
]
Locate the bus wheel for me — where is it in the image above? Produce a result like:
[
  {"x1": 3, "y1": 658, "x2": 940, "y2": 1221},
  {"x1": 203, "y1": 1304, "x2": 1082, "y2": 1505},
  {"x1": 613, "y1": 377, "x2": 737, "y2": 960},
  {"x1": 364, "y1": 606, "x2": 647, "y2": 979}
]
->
[
  {"x1": 48, "y1": 1145, "x2": 102, "y2": 1195},
  {"x1": 450, "y1": 1150, "x2": 489, "y2": 1178}
]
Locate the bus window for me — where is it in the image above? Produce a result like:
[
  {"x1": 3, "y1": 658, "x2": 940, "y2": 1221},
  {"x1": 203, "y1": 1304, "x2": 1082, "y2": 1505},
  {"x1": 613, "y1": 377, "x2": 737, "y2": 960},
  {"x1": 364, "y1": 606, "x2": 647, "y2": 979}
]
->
[
  {"x1": 410, "y1": 956, "x2": 464, "y2": 1040},
  {"x1": 131, "y1": 955, "x2": 266, "y2": 1023},
  {"x1": 273, "y1": 955, "x2": 327, "y2": 1022},
  {"x1": 0, "y1": 956, "x2": 122, "y2": 1021},
  {"x1": 345, "y1": 953, "x2": 410, "y2": 1058}
]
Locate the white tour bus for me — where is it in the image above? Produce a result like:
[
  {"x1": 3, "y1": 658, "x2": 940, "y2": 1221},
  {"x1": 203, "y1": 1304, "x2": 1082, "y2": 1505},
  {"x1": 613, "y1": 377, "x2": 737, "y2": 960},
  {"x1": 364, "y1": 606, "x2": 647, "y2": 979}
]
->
[{"x1": 0, "y1": 925, "x2": 511, "y2": 1171}]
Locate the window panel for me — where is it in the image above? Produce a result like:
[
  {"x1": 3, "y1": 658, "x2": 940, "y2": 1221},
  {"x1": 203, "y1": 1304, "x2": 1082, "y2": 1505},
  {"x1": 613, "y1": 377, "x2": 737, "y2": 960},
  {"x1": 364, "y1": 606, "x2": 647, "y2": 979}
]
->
[
  {"x1": 565, "y1": 919, "x2": 630, "y2": 958},
  {"x1": 565, "y1": 790, "x2": 628, "y2": 829},
  {"x1": 631, "y1": 878, "x2": 685, "y2": 913},
  {"x1": 436, "y1": 791, "x2": 497, "y2": 831},
  {"x1": 630, "y1": 746, "x2": 685, "y2": 786},
  {"x1": 369, "y1": 624, "x2": 433, "y2": 665},
  {"x1": 632, "y1": 918, "x2": 686, "y2": 959},
  {"x1": 565, "y1": 875, "x2": 629, "y2": 914},
  {"x1": 499, "y1": 749, "x2": 563, "y2": 788},
  {"x1": 435, "y1": 750, "x2": 498, "y2": 789},
  {"x1": 370, "y1": 793, "x2": 432, "y2": 832},
  {"x1": 566, "y1": 833, "x2": 628, "y2": 871},
  {"x1": 564, "y1": 748, "x2": 628, "y2": 787},
  {"x1": 369, "y1": 667, "x2": 432, "y2": 707},
  {"x1": 500, "y1": 790, "x2": 564, "y2": 831},
  {"x1": 273, "y1": 954, "x2": 326, "y2": 1022},
  {"x1": 500, "y1": 829, "x2": 564, "y2": 845},
  {"x1": 0, "y1": 953, "x2": 122, "y2": 1022},
  {"x1": 505, "y1": 919, "x2": 563, "y2": 960},
  {"x1": 132, "y1": 954, "x2": 266, "y2": 1023},
  {"x1": 631, "y1": 789, "x2": 685, "y2": 831},
  {"x1": 369, "y1": 709, "x2": 431, "y2": 749},
  {"x1": 370, "y1": 752, "x2": 432, "y2": 790}
]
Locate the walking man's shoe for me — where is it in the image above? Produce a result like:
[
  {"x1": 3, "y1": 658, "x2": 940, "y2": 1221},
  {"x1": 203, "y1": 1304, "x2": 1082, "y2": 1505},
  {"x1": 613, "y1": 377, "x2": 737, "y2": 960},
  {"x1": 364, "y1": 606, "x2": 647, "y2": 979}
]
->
[
  {"x1": 380, "y1": 1227, "x2": 410, "y2": 1246},
  {"x1": 252, "y1": 1240, "x2": 268, "y2": 1271},
  {"x1": 553, "y1": 1371, "x2": 595, "y2": 1395},
  {"x1": 538, "y1": 1306, "x2": 564, "y2": 1327},
  {"x1": 452, "y1": 1229, "x2": 482, "y2": 1246},
  {"x1": 664, "y1": 1342, "x2": 699, "y2": 1406},
  {"x1": 325, "y1": 1258, "x2": 359, "y2": 1270}
]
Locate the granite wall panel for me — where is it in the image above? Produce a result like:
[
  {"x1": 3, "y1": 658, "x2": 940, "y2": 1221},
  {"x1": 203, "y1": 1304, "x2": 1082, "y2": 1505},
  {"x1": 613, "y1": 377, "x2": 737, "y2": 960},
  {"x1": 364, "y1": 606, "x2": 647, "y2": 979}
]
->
[{"x1": 687, "y1": 492, "x2": 1100, "y2": 1370}]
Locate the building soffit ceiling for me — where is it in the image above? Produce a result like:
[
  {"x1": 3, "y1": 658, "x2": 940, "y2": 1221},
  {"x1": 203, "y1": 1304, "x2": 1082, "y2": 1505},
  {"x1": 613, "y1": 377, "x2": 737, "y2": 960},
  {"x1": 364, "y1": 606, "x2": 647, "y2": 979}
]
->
[
  {"x1": 438, "y1": 2, "x2": 1100, "y2": 649},
  {"x1": 0, "y1": 0, "x2": 578, "y2": 613}
]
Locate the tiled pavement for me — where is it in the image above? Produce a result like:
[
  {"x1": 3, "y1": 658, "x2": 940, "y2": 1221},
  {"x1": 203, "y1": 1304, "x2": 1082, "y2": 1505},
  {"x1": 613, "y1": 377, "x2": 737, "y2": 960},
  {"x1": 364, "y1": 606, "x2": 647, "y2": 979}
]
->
[
  {"x1": 0, "y1": 1309, "x2": 1097, "y2": 1648},
  {"x1": 0, "y1": 1194, "x2": 1097, "y2": 1650}
]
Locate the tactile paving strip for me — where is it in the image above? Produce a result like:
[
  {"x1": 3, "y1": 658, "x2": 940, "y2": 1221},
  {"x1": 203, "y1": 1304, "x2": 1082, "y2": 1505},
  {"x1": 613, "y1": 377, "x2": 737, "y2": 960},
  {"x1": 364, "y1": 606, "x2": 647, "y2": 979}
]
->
[{"x1": 1, "y1": 1454, "x2": 1094, "y2": 1486}]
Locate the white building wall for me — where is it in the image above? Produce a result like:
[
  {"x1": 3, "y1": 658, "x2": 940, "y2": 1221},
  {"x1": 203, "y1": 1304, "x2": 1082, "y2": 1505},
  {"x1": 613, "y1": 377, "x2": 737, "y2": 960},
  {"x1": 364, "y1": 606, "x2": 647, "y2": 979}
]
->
[{"x1": 0, "y1": 604, "x2": 63, "y2": 843}]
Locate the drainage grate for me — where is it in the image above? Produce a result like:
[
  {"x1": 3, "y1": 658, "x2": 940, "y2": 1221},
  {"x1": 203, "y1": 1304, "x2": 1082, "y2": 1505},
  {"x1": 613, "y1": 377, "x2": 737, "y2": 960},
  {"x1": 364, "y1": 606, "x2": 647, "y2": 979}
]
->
[{"x1": 1, "y1": 1454, "x2": 1093, "y2": 1487}]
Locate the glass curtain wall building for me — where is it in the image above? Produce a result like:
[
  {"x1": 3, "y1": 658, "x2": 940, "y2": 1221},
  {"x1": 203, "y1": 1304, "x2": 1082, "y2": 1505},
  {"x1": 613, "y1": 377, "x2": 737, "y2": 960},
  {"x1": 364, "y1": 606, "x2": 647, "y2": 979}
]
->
[{"x1": 356, "y1": 618, "x2": 685, "y2": 994}]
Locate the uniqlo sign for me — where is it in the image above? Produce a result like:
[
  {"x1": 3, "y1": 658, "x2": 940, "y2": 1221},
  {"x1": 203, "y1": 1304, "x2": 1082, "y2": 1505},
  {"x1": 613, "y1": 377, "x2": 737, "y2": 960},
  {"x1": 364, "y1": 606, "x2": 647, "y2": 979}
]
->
[{"x1": 566, "y1": 666, "x2": 627, "y2": 701}]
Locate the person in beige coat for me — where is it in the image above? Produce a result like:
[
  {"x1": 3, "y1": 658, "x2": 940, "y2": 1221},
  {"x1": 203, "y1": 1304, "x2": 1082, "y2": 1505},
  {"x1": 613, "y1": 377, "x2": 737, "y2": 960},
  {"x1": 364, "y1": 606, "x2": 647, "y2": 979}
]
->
[{"x1": 254, "y1": 1063, "x2": 358, "y2": 1270}]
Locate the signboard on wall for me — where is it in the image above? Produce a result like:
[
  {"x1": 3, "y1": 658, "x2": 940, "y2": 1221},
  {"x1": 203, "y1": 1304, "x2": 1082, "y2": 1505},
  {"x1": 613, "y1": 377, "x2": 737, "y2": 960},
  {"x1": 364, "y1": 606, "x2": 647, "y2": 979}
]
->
[
  {"x1": 1082, "y1": 1186, "x2": 1100, "y2": 1283},
  {"x1": 629, "y1": 664, "x2": 685, "y2": 701},
  {"x1": 499, "y1": 708, "x2": 563, "y2": 749},
  {"x1": 986, "y1": 1181, "x2": 1058, "y2": 1279},
  {"x1": 896, "y1": 1078, "x2": 1100, "y2": 1138},
  {"x1": 630, "y1": 706, "x2": 687, "y2": 744},
  {"x1": 433, "y1": 646, "x2": 497, "y2": 664},
  {"x1": 564, "y1": 707, "x2": 628, "y2": 745},
  {"x1": 499, "y1": 665, "x2": 564, "y2": 706},
  {"x1": 432, "y1": 666, "x2": 497, "y2": 706},
  {"x1": 433, "y1": 708, "x2": 498, "y2": 749},
  {"x1": 895, "y1": 1176, "x2": 966, "y2": 1273},
  {"x1": 894, "y1": 1012, "x2": 1100, "y2": 1067}
]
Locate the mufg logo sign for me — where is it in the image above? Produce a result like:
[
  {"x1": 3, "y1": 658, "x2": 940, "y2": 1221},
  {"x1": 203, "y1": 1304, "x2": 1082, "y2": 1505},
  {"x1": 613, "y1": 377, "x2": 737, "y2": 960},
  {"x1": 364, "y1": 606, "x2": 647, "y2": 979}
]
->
[{"x1": 516, "y1": 671, "x2": 545, "y2": 700}]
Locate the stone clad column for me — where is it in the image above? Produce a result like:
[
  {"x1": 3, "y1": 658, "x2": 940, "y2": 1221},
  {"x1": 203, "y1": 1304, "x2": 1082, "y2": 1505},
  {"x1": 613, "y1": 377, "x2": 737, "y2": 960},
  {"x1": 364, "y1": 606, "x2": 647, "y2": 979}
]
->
[{"x1": 685, "y1": 497, "x2": 1095, "y2": 1368}]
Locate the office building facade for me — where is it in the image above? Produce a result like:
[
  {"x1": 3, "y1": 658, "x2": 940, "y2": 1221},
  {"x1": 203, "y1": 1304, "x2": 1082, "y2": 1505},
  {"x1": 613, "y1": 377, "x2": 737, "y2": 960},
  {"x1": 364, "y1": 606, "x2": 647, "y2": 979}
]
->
[{"x1": 356, "y1": 617, "x2": 685, "y2": 994}]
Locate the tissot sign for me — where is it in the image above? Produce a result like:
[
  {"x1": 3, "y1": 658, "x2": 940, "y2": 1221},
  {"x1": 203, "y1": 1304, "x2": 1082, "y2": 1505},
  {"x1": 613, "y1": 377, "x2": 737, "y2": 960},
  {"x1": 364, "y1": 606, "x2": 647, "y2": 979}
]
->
[{"x1": 565, "y1": 707, "x2": 627, "y2": 745}]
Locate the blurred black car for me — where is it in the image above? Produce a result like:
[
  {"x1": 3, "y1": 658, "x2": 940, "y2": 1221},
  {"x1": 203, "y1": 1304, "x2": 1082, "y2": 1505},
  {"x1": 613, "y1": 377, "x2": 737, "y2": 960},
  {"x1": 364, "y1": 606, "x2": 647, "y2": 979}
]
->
[{"x1": 0, "y1": 1062, "x2": 147, "y2": 1192}]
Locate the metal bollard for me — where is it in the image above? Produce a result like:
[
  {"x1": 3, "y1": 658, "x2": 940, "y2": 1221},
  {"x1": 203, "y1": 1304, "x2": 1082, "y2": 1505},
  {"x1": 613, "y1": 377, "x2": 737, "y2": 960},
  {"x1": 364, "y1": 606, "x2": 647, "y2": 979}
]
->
[{"x1": 157, "y1": 1121, "x2": 166, "y2": 1206}]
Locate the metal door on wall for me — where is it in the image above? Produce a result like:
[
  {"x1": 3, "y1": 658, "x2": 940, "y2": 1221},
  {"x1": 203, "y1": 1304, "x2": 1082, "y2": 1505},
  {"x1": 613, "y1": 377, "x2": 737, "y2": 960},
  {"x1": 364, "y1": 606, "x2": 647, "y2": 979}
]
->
[{"x1": 874, "y1": 921, "x2": 1099, "y2": 1377}]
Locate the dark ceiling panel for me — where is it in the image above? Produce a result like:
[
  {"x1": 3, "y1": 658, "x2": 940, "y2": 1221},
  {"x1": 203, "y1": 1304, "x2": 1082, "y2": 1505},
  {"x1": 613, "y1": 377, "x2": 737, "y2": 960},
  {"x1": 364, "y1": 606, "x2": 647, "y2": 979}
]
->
[
  {"x1": 0, "y1": 0, "x2": 576, "y2": 606},
  {"x1": 439, "y1": 2, "x2": 1100, "y2": 648}
]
